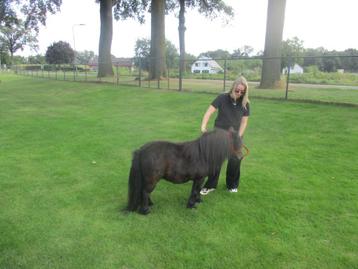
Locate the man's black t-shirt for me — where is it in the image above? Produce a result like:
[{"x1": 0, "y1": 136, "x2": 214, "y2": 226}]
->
[{"x1": 211, "y1": 93, "x2": 250, "y2": 131}]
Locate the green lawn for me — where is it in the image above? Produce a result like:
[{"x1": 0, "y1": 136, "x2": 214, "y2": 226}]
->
[
  {"x1": 16, "y1": 70, "x2": 358, "y2": 106},
  {"x1": 1, "y1": 74, "x2": 357, "y2": 268}
]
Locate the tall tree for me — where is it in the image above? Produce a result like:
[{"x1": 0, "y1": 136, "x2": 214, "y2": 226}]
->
[
  {"x1": 259, "y1": 0, "x2": 286, "y2": 89},
  {"x1": 149, "y1": 0, "x2": 166, "y2": 80},
  {"x1": 97, "y1": 0, "x2": 149, "y2": 77},
  {"x1": 0, "y1": 0, "x2": 61, "y2": 66},
  {"x1": 176, "y1": 0, "x2": 233, "y2": 89},
  {"x1": 178, "y1": 0, "x2": 186, "y2": 89},
  {"x1": 0, "y1": 43, "x2": 10, "y2": 66},
  {"x1": 98, "y1": 0, "x2": 114, "y2": 77},
  {"x1": 0, "y1": 22, "x2": 38, "y2": 64}
]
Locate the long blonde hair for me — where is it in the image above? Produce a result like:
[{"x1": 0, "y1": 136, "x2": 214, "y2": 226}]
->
[{"x1": 229, "y1": 76, "x2": 250, "y2": 109}]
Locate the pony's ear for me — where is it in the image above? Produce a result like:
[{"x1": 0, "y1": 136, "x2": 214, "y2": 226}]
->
[
  {"x1": 228, "y1": 127, "x2": 239, "y2": 138},
  {"x1": 227, "y1": 127, "x2": 237, "y2": 142}
]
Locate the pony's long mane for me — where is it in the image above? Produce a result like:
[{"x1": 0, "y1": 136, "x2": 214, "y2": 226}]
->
[{"x1": 182, "y1": 129, "x2": 231, "y2": 174}]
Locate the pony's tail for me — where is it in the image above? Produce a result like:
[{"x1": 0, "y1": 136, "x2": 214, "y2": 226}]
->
[{"x1": 127, "y1": 150, "x2": 143, "y2": 212}]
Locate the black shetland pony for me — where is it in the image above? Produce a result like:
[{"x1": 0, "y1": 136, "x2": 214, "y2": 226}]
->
[{"x1": 127, "y1": 128, "x2": 242, "y2": 214}]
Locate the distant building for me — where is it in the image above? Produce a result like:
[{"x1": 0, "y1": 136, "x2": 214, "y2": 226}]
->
[
  {"x1": 337, "y1": 69, "x2": 344, "y2": 74},
  {"x1": 88, "y1": 56, "x2": 134, "y2": 71},
  {"x1": 113, "y1": 58, "x2": 135, "y2": 71},
  {"x1": 191, "y1": 56, "x2": 223, "y2": 74},
  {"x1": 282, "y1": 63, "x2": 304, "y2": 74}
]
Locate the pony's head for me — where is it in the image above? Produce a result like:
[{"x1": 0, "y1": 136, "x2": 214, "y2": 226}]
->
[{"x1": 227, "y1": 127, "x2": 243, "y2": 158}]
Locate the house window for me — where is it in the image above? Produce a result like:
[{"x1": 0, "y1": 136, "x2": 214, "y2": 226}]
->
[
  {"x1": 202, "y1": 70, "x2": 209, "y2": 73},
  {"x1": 204, "y1": 62, "x2": 208, "y2": 67},
  {"x1": 195, "y1": 63, "x2": 199, "y2": 67}
]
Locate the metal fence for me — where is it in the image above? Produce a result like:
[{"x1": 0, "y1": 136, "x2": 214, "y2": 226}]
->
[{"x1": 10, "y1": 55, "x2": 358, "y2": 106}]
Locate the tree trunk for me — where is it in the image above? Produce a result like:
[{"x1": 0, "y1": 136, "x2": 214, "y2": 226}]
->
[
  {"x1": 259, "y1": 0, "x2": 286, "y2": 88},
  {"x1": 149, "y1": 0, "x2": 166, "y2": 80},
  {"x1": 98, "y1": 0, "x2": 114, "y2": 77},
  {"x1": 178, "y1": 0, "x2": 186, "y2": 91},
  {"x1": 10, "y1": 51, "x2": 13, "y2": 66}
]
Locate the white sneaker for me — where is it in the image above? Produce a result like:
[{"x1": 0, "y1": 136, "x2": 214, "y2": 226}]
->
[
  {"x1": 228, "y1": 188, "x2": 238, "y2": 193},
  {"x1": 200, "y1": 188, "x2": 215, "y2": 195}
]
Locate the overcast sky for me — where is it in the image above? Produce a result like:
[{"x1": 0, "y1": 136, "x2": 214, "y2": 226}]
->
[{"x1": 19, "y1": 0, "x2": 358, "y2": 57}]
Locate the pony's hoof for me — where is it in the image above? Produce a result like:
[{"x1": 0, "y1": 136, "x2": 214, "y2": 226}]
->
[
  {"x1": 138, "y1": 207, "x2": 150, "y2": 215},
  {"x1": 186, "y1": 203, "x2": 197, "y2": 209}
]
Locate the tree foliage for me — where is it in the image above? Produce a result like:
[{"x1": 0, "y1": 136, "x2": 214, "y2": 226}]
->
[
  {"x1": 200, "y1": 49, "x2": 230, "y2": 59},
  {"x1": 302, "y1": 47, "x2": 358, "y2": 72},
  {"x1": 45, "y1": 41, "x2": 74, "y2": 64},
  {"x1": 0, "y1": 0, "x2": 62, "y2": 32},
  {"x1": 134, "y1": 38, "x2": 179, "y2": 71},
  {"x1": 281, "y1": 37, "x2": 305, "y2": 68},
  {"x1": 0, "y1": 21, "x2": 38, "y2": 63},
  {"x1": 340, "y1": 48, "x2": 358, "y2": 72},
  {"x1": 76, "y1": 50, "x2": 96, "y2": 65},
  {"x1": 166, "y1": 39, "x2": 179, "y2": 68},
  {"x1": 112, "y1": 0, "x2": 149, "y2": 23},
  {"x1": 232, "y1": 46, "x2": 255, "y2": 58},
  {"x1": 134, "y1": 38, "x2": 151, "y2": 71},
  {"x1": 28, "y1": 54, "x2": 46, "y2": 64},
  {"x1": 0, "y1": 0, "x2": 61, "y2": 64}
]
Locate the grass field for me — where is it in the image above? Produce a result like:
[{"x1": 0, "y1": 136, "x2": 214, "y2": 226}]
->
[
  {"x1": 1, "y1": 74, "x2": 357, "y2": 268},
  {"x1": 16, "y1": 70, "x2": 358, "y2": 106}
]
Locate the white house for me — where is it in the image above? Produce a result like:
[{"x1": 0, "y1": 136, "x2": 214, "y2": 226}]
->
[
  {"x1": 282, "y1": 63, "x2": 304, "y2": 74},
  {"x1": 191, "y1": 56, "x2": 223, "y2": 74}
]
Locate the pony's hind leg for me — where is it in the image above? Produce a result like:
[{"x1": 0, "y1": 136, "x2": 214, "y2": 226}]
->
[
  {"x1": 187, "y1": 179, "x2": 203, "y2": 208},
  {"x1": 138, "y1": 178, "x2": 157, "y2": 215},
  {"x1": 138, "y1": 190, "x2": 151, "y2": 215}
]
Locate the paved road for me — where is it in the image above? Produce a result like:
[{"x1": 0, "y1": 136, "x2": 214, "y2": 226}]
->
[{"x1": 250, "y1": 81, "x2": 358, "y2": 90}]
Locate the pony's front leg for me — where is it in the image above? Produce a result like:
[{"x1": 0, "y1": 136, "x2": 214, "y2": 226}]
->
[
  {"x1": 148, "y1": 196, "x2": 154, "y2": 206},
  {"x1": 187, "y1": 179, "x2": 203, "y2": 208},
  {"x1": 195, "y1": 178, "x2": 205, "y2": 203}
]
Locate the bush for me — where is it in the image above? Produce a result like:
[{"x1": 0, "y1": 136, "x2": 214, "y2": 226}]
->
[
  {"x1": 45, "y1": 41, "x2": 75, "y2": 64},
  {"x1": 289, "y1": 71, "x2": 358, "y2": 85}
]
